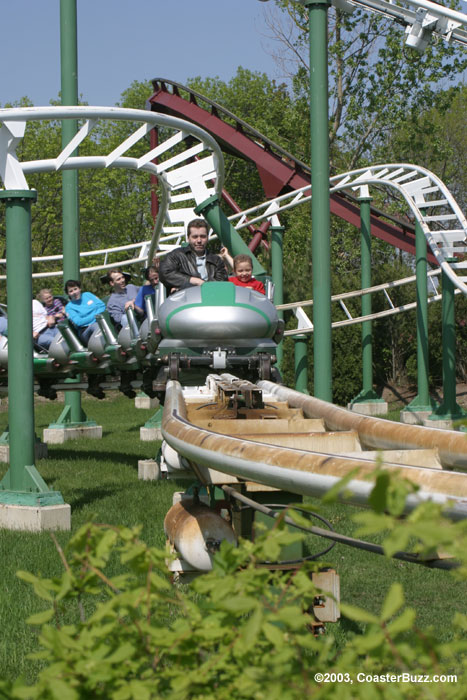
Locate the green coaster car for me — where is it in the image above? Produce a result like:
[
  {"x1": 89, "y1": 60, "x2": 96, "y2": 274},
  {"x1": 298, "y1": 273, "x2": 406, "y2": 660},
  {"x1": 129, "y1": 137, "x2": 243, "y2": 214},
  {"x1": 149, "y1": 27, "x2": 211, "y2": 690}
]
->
[{"x1": 156, "y1": 282, "x2": 284, "y2": 381}]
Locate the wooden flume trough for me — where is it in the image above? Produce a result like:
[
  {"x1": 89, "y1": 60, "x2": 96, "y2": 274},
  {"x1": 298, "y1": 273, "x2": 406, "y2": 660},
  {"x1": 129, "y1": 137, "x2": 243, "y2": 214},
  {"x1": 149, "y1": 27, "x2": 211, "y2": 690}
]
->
[{"x1": 161, "y1": 377, "x2": 467, "y2": 521}]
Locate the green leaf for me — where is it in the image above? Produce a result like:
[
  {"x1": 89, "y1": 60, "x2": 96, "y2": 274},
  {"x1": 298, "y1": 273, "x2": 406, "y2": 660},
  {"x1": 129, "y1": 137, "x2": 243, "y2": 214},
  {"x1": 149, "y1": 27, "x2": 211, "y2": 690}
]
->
[
  {"x1": 16, "y1": 570, "x2": 40, "y2": 584},
  {"x1": 322, "y1": 468, "x2": 360, "y2": 504},
  {"x1": 128, "y1": 681, "x2": 151, "y2": 700},
  {"x1": 26, "y1": 609, "x2": 55, "y2": 625},
  {"x1": 262, "y1": 621, "x2": 284, "y2": 647},
  {"x1": 276, "y1": 606, "x2": 307, "y2": 631},
  {"x1": 121, "y1": 543, "x2": 147, "y2": 565},
  {"x1": 340, "y1": 603, "x2": 379, "y2": 625},
  {"x1": 386, "y1": 608, "x2": 416, "y2": 636},
  {"x1": 148, "y1": 571, "x2": 172, "y2": 591},
  {"x1": 217, "y1": 596, "x2": 258, "y2": 614},
  {"x1": 382, "y1": 527, "x2": 411, "y2": 558},
  {"x1": 105, "y1": 643, "x2": 136, "y2": 664},
  {"x1": 352, "y1": 629, "x2": 386, "y2": 654},
  {"x1": 381, "y1": 583, "x2": 404, "y2": 622},
  {"x1": 241, "y1": 606, "x2": 263, "y2": 651},
  {"x1": 48, "y1": 678, "x2": 78, "y2": 700},
  {"x1": 94, "y1": 529, "x2": 118, "y2": 562},
  {"x1": 56, "y1": 571, "x2": 74, "y2": 601},
  {"x1": 353, "y1": 510, "x2": 392, "y2": 536},
  {"x1": 387, "y1": 478, "x2": 418, "y2": 517},
  {"x1": 16, "y1": 571, "x2": 54, "y2": 602}
]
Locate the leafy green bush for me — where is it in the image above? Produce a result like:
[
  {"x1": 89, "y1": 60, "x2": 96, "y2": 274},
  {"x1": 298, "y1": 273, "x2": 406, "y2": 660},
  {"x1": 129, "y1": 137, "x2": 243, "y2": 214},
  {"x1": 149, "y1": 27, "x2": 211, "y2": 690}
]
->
[{"x1": 2, "y1": 473, "x2": 467, "y2": 698}]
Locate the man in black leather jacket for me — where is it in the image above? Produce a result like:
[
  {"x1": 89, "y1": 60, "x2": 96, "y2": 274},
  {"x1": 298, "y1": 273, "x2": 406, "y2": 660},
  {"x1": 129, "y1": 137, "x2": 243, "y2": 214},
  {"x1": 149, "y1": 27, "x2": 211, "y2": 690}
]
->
[{"x1": 159, "y1": 219, "x2": 228, "y2": 292}]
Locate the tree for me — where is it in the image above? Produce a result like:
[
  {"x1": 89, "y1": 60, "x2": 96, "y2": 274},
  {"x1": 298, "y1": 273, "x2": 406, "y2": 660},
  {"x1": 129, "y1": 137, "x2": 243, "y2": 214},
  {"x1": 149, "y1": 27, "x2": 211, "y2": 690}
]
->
[
  {"x1": 263, "y1": 1, "x2": 467, "y2": 172},
  {"x1": 187, "y1": 68, "x2": 307, "y2": 212},
  {"x1": 378, "y1": 85, "x2": 467, "y2": 211}
]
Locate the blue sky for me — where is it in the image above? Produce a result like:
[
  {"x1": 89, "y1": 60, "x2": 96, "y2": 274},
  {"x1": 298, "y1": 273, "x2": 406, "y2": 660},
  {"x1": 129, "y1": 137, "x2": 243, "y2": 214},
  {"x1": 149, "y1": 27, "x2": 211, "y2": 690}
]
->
[
  {"x1": 2, "y1": 1, "x2": 466, "y2": 109},
  {"x1": 1, "y1": 0, "x2": 279, "y2": 107}
]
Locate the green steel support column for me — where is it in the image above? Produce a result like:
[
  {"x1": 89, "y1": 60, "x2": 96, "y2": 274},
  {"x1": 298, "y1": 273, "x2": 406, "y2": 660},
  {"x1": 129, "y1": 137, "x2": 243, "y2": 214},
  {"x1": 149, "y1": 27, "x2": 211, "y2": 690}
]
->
[
  {"x1": 360, "y1": 197, "x2": 373, "y2": 396},
  {"x1": 52, "y1": 0, "x2": 94, "y2": 429},
  {"x1": 429, "y1": 261, "x2": 465, "y2": 422},
  {"x1": 194, "y1": 195, "x2": 267, "y2": 279},
  {"x1": 404, "y1": 220, "x2": 437, "y2": 417},
  {"x1": 306, "y1": 0, "x2": 332, "y2": 402},
  {"x1": 293, "y1": 334, "x2": 309, "y2": 394},
  {"x1": 2, "y1": 192, "x2": 35, "y2": 487},
  {"x1": 142, "y1": 405, "x2": 164, "y2": 431},
  {"x1": 61, "y1": 0, "x2": 84, "y2": 423},
  {"x1": 271, "y1": 225, "x2": 284, "y2": 371},
  {"x1": 0, "y1": 191, "x2": 63, "y2": 505},
  {"x1": 61, "y1": 0, "x2": 79, "y2": 279},
  {"x1": 350, "y1": 197, "x2": 383, "y2": 407}
]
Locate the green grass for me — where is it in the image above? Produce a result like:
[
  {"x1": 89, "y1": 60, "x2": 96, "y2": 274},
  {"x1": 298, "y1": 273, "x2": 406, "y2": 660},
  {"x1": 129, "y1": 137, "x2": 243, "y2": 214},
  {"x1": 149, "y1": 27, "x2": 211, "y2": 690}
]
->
[
  {"x1": 385, "y1": 408, "x2": 402, "y2": 421},
  {"x1": 0, "y1": 395, "x2": 466, "y2": 683},
  {"x1": 300, "y1": 498, "x2": 466, "y2": 642},
  {"x1": 0, "y1": 394, "x2": 185, "y2": 684}
]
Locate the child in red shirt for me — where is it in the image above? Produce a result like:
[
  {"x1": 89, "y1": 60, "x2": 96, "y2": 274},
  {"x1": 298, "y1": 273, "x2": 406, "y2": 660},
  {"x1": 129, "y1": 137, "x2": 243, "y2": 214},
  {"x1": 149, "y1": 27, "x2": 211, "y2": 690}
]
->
[{"x1": 228, "y1": 254, "x2": 265, "y2": 295}]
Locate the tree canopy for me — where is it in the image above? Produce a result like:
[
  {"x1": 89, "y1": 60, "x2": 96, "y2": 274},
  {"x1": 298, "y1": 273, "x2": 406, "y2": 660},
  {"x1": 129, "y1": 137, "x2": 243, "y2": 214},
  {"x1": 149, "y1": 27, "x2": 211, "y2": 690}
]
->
[{"x1": 265, "y1": 0, "x2": 467, "y2": 172}]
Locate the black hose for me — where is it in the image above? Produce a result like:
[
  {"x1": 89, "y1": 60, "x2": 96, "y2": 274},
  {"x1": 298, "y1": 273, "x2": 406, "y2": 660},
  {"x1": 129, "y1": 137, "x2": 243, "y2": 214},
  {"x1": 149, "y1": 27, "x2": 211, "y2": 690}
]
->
[
  {"x1": 221, "y1": 485, "x2": 459, "y2": 571},
  {"x1": 222, "y1": 485, "x2": 335, "y2": 565}
]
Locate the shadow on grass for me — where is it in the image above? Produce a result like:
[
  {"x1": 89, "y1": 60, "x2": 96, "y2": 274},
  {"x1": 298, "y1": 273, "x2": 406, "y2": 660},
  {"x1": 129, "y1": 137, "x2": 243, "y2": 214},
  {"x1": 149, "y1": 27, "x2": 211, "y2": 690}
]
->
[
  {"x1": 338, "y1": 615, "x2": 363, "y2": 636},
  {"x1": 380, "y1": 382, "x2": 442, "y2": 408},
  {"x1": 66, "y1": 485, "x2": 125, "y2": 510},
  {"x1": 46, "y1": 448, "x2": 144, "y2": 467},
  {"x1": 125, "y1": 424, "x2": 150, "y2": 433}
]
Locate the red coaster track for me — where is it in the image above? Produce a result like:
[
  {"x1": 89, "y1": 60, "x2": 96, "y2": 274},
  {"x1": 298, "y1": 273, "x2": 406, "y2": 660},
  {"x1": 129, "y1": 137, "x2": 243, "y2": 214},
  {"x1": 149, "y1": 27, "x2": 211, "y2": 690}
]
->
[{"x1": 148, "y1": 78, "x2": 436, "y2": 264}]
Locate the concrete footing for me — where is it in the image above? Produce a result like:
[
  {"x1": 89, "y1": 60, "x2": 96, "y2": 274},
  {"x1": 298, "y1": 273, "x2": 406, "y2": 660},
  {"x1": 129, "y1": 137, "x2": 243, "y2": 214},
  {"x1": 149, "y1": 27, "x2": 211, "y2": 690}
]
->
[
  {"x1": 135, "y1": 396, "x2": 159, "y2": 410},
  {"x1": 400, "y1": 409, "x2": 434, "y2": 425},
  {"x1": 0, "y1": 441, "x2": 48, "y2": 463},
  {"x1": 0, "y1": 503, "x2": 71, "y2": 531},
  {"x1": 138, "y1": 459, "x2": 160, "y2": 481},
  {"x1": 401, "y1": 413, "x2": 466, "y2": 430},
  {"x1": 347, "y1": 401, "x2": 388, "y2": 416},
  {"x1": 423, "y1": 417, "x2": 454, "y2": 430},
  {"x1": 140, "y1": 426, "x2": 162, "y2": 441},
  {"x1": 43, "y1": 425, "x2": 103, "y2": 444}
]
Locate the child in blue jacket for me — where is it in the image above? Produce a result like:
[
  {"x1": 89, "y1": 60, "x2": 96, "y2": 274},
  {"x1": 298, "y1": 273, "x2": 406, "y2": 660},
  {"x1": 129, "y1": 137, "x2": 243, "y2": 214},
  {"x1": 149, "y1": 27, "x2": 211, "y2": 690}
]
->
[{"x1": 65, "y1": 279, "x2": 106, "y2": 344}]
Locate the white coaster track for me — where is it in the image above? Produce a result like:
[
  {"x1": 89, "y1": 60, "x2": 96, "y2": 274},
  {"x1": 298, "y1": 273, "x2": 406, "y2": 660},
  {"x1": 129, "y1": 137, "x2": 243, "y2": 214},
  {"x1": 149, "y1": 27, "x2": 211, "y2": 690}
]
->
[
  {"x1": 231, "y1": 163, "x2": 467, "y2": 293},
  {"x1": 231, "y1": 163, "x2": 467, "y2": 333},
  {"x1": 1, "y1": 109, "x2": 466, "y2": 335},
  {"x1": 331, "y1": 0, "x2": 467, "y2": 50},
  {"x1": 0, "y1": 105, "x2": 225, "y2": 273},
  {"x1": 279, "y1": 269, "x2": 448, "y2": 337}
]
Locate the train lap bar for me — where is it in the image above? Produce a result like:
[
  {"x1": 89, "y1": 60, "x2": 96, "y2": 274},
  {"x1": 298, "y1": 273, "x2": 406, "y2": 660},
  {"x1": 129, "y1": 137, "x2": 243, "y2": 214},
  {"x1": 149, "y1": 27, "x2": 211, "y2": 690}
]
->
[{"x1": 148, "y1": 79, "x2": 435, "y2": 264}]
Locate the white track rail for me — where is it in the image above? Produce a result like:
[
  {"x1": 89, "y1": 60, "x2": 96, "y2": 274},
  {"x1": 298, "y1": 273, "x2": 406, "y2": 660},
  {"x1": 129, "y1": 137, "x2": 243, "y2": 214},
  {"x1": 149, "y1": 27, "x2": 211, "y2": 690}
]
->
[
  {"x1": 0, "y1": 105, "x2": 225, "y2": 271},
  {"x1": 280, "y1": 268, "x2": 449, "y2": 336},
  {"x1": 229, "y1": 163, "x2": 467, "y2": 333},
  {"x1": 331, "y1": 0, "x2": 467, "y2": 49},
  {"x1": 335, "y1": 164, "x2": 467, "y2": 294},
  {"x1": 2, "y1": 115, "x2": 466, "y2": 334},
  {"x1": 230, "y1": 163, "x2": 467, "y2": 297}
]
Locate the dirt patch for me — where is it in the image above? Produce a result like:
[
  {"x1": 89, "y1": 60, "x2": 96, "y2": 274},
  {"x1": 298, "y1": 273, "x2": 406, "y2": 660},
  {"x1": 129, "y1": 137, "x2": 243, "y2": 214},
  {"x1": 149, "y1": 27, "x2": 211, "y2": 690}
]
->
[{"x1": 381, "y1": 382, "x2": 467, "y2": 410}]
